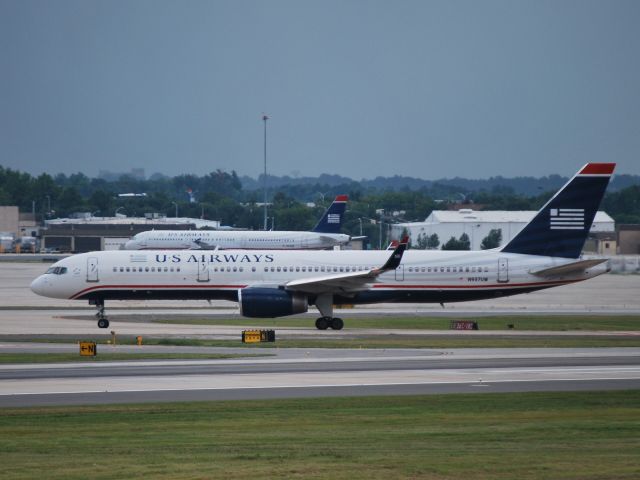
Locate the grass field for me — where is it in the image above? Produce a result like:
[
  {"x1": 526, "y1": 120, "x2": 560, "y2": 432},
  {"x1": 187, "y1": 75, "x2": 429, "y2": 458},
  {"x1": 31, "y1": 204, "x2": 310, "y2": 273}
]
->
[{"x1": 1, "y1": 391, "x2": 639, "y2": 479}]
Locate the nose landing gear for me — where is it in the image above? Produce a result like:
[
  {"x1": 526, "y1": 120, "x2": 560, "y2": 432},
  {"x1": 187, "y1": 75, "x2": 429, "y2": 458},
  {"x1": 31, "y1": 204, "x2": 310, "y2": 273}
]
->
[{"x1": 91, "y1": 299, "x2": 109, "y2": 329}]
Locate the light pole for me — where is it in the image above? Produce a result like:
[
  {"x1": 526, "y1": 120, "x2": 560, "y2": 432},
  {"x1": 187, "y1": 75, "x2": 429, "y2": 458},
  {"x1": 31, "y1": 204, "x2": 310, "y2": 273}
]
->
[
  {"x1": 262, "y1": 114, "x2": 269, "y2": 230},
  {"x1": 171, "y1": 202, "x2": 178, "y2": 218}
]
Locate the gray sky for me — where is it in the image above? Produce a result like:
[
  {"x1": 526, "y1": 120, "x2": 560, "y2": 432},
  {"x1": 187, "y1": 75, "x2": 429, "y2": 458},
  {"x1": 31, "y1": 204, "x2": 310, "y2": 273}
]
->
[{"x1": 1, "y1": 0, "x2": 639, "y2": 180}]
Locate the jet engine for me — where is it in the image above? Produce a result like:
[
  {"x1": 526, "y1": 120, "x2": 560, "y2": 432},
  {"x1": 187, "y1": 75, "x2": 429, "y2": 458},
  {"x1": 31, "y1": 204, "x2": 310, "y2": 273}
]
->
[{"x1": 238, "y1": 288, "x2": 308, "y2": 318}]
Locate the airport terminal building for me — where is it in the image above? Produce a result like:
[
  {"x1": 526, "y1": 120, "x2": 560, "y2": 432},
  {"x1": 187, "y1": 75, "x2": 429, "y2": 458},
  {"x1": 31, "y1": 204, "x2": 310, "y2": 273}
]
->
[{"x1": 41, "y1": 214, "x2": 222, "y2": 253}]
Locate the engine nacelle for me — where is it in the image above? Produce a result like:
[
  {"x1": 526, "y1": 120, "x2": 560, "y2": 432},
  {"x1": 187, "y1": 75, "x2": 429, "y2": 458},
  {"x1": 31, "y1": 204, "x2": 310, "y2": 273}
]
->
[{"x1": 238, "y1": 288, "x2": 308, "y2": 318}]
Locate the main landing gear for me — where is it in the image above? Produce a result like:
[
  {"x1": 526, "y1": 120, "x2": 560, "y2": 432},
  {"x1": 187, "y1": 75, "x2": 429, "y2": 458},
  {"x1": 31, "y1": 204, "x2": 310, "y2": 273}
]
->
[
  {"x1": 91, "y1": 299, "x2": 110, "y2": 329},
  {"x1": 315, "y1": 316, "x2": 344, "y2": 330},
  {"x1": 314, "y1": 293, "x2": 344, "y2": 330}
]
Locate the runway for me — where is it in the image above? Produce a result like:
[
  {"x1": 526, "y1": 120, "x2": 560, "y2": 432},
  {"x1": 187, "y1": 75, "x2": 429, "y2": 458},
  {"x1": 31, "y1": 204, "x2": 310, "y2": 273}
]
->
[{"x1": 1, "y1": 347, "x2": 639, "y2": 407}]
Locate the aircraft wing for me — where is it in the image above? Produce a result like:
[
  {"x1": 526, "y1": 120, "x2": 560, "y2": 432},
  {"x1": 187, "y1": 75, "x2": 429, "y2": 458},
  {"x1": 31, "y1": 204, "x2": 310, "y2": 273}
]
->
[
  {"x1": 530, "y1": 259, "x2": 608, "y2": 277},
  {"x1": 284, "y1": 237, "x2": 407, "y2": 294},
  {"x1": 192, "y1": 238, "x2": 218, "y2": 250}
]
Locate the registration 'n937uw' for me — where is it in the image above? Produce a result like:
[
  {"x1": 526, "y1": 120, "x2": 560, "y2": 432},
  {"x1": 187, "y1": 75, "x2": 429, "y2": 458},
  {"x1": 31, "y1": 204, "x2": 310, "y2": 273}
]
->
[{"x1": 31, "y1": 163, "x2": 615, "y2": 330}]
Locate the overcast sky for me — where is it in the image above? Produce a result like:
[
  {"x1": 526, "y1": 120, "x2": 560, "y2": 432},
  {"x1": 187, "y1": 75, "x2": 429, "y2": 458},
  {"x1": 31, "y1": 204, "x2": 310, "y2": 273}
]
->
[{"x1": 1, "y1": 0, "x2": 639, "y2": 181}]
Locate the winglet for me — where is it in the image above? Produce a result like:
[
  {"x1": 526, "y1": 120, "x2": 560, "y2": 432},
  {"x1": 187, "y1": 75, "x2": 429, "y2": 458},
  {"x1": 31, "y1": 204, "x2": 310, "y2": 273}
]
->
[{"x1": 378, "y1": 236, "x2": 408, "y2": 272}]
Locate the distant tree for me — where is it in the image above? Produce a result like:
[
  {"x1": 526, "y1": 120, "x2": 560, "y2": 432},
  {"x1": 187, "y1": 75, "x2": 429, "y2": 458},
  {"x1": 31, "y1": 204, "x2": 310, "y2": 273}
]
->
[
  {"x1": 459, "y1": 233, "x2": 470, "y2": 250},
  {"x1": 414, "y1": 233, "x2": 428, "y2": 250},
  {"x1": 480, "y1": 228, "x2": 503, "y2": 250},
  {"x1": 426, "y1": 233, "x2": 440, "y2": 249},
  {"x1": 400, "y1": 228, "x2": 410, "y2": 247},
  {"x1": 441, "y1": 233, "x2": 470, "y2": 251}
]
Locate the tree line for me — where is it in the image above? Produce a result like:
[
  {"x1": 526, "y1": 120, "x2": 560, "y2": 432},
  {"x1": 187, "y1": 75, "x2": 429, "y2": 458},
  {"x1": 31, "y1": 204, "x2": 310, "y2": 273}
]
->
[{"x1": 1, "y1": 165, "x2": 638, "y2": 248}]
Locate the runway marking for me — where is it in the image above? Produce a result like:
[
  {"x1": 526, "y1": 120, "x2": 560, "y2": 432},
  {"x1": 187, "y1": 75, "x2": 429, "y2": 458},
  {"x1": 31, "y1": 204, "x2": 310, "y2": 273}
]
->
[{"x1": 2, "y1": 368, "x2": 640, "y2": 397}]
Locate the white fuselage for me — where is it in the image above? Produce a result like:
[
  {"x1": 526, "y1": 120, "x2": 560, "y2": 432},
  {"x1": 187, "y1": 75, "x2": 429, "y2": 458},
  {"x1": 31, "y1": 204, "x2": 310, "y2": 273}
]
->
[
  {"x1": 30, "y1": 248, "x2": 607, "y2": 306},
  {"x1": 123, "y1": 230, "x2": 351, "y2": 250}
]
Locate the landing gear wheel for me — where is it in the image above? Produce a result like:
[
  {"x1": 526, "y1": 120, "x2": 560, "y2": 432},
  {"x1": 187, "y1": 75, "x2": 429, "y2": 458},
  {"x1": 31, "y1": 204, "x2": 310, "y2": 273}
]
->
[
  {"x1": 330, "y1": 318, "x2": 344, "y2": 330},
  {"x1": 97, "y1": 318, "x2": 110, "y2": 329},
  {"x1": 315, "y1": 317, "x2": 330, "y2": 330},
  {"x1": 94, "y1": 300, "x2": 109, "y2": 329}
]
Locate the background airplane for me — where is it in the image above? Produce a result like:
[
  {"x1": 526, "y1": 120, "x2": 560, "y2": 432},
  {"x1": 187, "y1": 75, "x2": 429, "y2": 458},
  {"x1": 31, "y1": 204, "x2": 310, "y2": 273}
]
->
[
  {"x1": 123, "y1": 195, "x2": 350, "y2": 250},
  {"x1": 31, "y1": 164, "x2": 615, "y2": 330}
]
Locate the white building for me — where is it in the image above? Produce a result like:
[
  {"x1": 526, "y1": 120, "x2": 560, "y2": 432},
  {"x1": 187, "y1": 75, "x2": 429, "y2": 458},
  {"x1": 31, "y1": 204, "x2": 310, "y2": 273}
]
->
[{"x1": 391, "y1": 209, "x2": 615, "y2": 250}]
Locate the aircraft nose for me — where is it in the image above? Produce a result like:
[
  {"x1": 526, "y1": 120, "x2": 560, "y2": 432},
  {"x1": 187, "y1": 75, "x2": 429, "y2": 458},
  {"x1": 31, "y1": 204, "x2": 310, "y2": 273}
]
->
[
  {"x1": 124, "y1": 240, "x2": 138, "y2": 250},
  {"x1": 30, "y1": 276, "x2": 47, "y2": 296}
]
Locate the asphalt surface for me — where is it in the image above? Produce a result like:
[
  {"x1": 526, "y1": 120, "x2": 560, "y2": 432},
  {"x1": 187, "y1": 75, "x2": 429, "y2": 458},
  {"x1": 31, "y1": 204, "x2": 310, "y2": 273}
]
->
[{"x1": 1, "y1": 346, "x2": 639, "y2": 407}]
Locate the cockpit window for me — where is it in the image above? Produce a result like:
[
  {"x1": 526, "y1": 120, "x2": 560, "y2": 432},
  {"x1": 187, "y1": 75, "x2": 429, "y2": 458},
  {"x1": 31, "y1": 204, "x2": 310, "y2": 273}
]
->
[{"x1": 45, "y1": 266, "x2": 68, "y2": 275}]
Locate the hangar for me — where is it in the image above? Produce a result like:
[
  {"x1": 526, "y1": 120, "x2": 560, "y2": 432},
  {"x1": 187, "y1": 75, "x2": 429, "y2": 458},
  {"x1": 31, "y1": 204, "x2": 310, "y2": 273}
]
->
[{"x1": 391, "y1": 209, "x2": 615, "y2": 250}]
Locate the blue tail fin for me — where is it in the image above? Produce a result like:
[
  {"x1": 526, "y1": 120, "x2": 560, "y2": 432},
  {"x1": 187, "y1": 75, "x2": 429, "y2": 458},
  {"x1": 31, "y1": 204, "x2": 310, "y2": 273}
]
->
[
  {"x1": 501, "y1": 163, "x2": 615, "y2": 258},
  {"x1": 312, "y1": 195, "x2": 348, "y2": 233}
]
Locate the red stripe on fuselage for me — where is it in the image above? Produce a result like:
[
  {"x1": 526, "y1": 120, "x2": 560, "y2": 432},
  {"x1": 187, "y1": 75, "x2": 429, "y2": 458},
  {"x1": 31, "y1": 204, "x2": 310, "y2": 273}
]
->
[
  {"x1": 69, "y1": 279, "x2": 577, "y2": 300},
  {"x1": 70, "y1": 284, "x2": 247, "y2": 300}
]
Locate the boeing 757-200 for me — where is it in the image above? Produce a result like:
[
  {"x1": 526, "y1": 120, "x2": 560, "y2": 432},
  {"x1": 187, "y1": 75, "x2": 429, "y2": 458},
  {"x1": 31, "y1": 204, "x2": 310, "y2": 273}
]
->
[{"x1": 31, "y1": 163, "x2": 615, "y2": 330}]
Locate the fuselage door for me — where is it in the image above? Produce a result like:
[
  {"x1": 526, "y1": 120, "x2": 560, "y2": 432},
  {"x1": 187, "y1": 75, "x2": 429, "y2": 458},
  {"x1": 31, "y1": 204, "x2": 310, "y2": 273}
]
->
[
  {"x1": 87, "y1": 257, "x2": 99, "y2": 282},
  {"x1": 498, "y1": 257, "x2": 509, "y2": 283},
  {"x1": 395, "y1": 265, "x2": 405, "y2": 281},
  {"x1": 197, "y1": 258, "x2": 210, "y2": 282}
]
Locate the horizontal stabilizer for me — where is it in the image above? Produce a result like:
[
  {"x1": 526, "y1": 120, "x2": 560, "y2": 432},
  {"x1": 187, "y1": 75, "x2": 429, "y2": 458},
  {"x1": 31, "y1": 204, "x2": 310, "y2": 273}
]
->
[{"x1": 530, "y1": 259, "x2": 608, "y2": 277}]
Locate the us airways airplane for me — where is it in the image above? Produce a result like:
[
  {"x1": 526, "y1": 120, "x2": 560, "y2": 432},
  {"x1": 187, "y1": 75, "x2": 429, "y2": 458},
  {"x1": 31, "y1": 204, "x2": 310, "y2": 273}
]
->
[
  {"x1": 123, "y1": 195, "x2": 351, "y2": 250},
  {"x1": 31, "y1": 163, "x2": 614, "y2": 330}
]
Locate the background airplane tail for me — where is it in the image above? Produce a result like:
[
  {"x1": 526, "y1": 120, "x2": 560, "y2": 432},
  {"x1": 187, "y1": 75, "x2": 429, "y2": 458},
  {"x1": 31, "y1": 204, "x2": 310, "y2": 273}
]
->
[
  {"x1": 501, "y1": 163, "x2": 615, "y2": 258},
  {"x1": 312, "y1": 195, "x2": 348, "y2": 233}
]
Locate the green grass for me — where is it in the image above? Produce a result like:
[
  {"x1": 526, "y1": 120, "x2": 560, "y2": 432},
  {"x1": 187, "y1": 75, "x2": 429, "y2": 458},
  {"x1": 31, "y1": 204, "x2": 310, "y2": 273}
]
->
[
  {"x1": 3, "y1": 335, "x2": 640, "y2": 354},
  {"x1": 1, "y1": 391, "x2": 639, "y2": 479},
  {"x1": 0, "y1": 352, "x2": 270, "y2": 364},
  {"x1": 152, "y1": 314, "x2": 640, "y2": 331}
]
